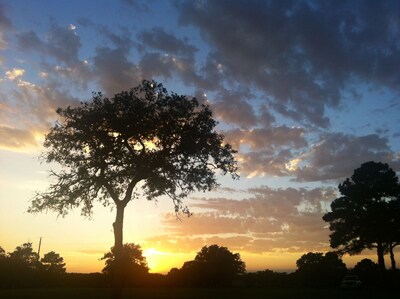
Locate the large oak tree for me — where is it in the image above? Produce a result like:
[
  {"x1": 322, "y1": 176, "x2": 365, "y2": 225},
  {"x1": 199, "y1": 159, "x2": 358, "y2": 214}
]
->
[
  {"x1": 29, "y1": 80, "x2": 238, "y2": 298},
  {"x1": 323, "y1": 161, "x2": 400, "y2": 270}
]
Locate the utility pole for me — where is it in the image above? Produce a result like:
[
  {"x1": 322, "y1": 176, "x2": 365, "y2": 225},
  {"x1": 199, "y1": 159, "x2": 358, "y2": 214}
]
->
[{"x1": 37, "y1": 237, "x2": 42, "y2": 259}]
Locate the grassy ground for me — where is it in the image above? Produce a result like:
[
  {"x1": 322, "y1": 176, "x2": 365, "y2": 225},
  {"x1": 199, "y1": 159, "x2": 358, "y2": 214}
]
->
[{"x1": 0, "y1": 287, "x2": 396, "y2": 299}]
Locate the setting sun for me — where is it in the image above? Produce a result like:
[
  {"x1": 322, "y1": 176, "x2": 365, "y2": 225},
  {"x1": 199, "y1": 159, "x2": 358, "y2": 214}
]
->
[{"x1": 142, "y1": 247, "x2": 201, "y2": 274}]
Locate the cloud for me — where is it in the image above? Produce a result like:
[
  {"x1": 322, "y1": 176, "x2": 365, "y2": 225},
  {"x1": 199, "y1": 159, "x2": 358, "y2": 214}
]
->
[
  {"x1": 0, "y1": 126, "x2": 39, "y2": 151},
  {"x1": 144, "y1": 186, "x2": 336, "y2": 254},
  {"x1": 17, "y1": 23, "x2": 81, "y2": 67},
  {"x1": 93, "y1": 46, "x2": 141, "y2": 95},
  {"x1": 221, "y1": 125, "x2": 307, "y2": 177},
  {"x1": 138, "y1": 27, "x2": 197, "y2": 56},
  {"x1": 176, "y1": 0, "x2": 400, "y2": 128},
  {"x1": 0, "y1": 79, "x2": 80, "y2": 150},
  {"x1": 16, "y1": 30, "x2": 44, "y2": 51},
  {"x1": 5, "y1": 68, "x2": 25, "y2": 80},
  {"x1": 0, "y1": 3, "x2": 11, "y2": 29},
  {"x1": 16, "y1": 24, "x2": 92, "y2": 89},
  {"x1": 292, "y1": 132, "x2": 399, "y2": 181},
  {"x1": 225, "y1": 126, "x2": 307, "y2": 152},
  {"x1": 121, "y1": 0, "x2": 150, "y2": 12},
  {"x1": 0, "y1": 3, "x2": 12, "y2": 49},
  {"x1": 211, "y1": 88, "x2": 258, "y2": 129}
]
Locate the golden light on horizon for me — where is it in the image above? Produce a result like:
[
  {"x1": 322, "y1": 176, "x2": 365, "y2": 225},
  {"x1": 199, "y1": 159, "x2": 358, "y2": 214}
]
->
[{"x1": 143, "y1": 247, "x2": 193, "y2": 274}]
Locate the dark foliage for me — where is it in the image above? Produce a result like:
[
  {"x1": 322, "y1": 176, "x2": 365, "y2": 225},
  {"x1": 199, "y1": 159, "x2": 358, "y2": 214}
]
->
[
  {"x1": 41, "y1": 251, "x2": 66, "y2": 273},
  {"x1": 29, "y1": 80, "x2": 238, "y2": 298},
  {"x1": 101, "y1": 243, "x2": 149, "y2": 287},
  {"x1": 166, "y1": 244, "x2": 245, "y2": 287},
  {"x1": 0, "y1": 243, "x2": 67, "y2": 288},
  {"x1": 2, "y1": 242, "x2": 400, "y2": 290},
  {"x1": 295, "y1": 252, "x2": 347, "y2": 288},
  {"x1": 29, "y1": 79, "x2": 238, "y2": 218},
  {"x1": 351, "y1": 258, "x2": 381, "y2": 286},
  {"x1": 323, "y1": 161, "x2": 400, "y2": 270}
]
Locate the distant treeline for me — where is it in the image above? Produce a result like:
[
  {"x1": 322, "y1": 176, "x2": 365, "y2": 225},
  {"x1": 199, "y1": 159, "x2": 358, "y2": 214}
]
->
[{"x1": 1, "y1": 243, "x2": 400, "y2": 290}]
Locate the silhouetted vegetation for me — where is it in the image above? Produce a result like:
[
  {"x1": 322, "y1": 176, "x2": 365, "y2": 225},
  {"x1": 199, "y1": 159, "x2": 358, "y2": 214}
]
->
[
  {"x1": 29, "y1": 80, "x2": 238, "y2": 299},
  {"x1": 0, "y1": 243, "x2": 66, "y2": 288},
  {"x1": 101, "y1": 243, "x2": 149, "y2": 287},
  {"x1": 166, "y1": 244, "x2": 245, "y2": 287},
  {"x1": 1, "y1": 242, "x2": 400, "y2": 292},
  {"x1": 294, "y1": 252, "x2": 346, "y2": 288},
  {"x1": 323, "y1": 161, "x2": 400, "y2": 270}
]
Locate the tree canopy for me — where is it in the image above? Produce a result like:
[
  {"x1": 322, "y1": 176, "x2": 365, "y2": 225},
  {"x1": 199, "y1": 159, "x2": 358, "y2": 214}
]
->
[
  {"x1": 176, "y1": 244, "x2": 246, "y2": 286},
  {"x1": 322, "y1": 161, "x2": 400, "y2": 270},
  {"x1": 194, "y1": 244, "x2": 246, "y2": 274},
  {"x1": 101, "y1": 243, "x2": 148, "y2": 287},
  {"x1": 296, "y1": 252, "x2": 346, "y2": 287},
  {"x1": 41, "y1": 251, "x2": 66, "y2": 273},
  {"x1": 0, "y1": 243, "x2": 67, "y2": 288},
  {"x1": 29, "y1": 80, "x2": 238, "y2": 298},
  {"x1": 8, "y1": 242, "x2": 39, "y2": 268},
  {"x1": 30, "y1": 80, "x2": 237, "y2": 218}
]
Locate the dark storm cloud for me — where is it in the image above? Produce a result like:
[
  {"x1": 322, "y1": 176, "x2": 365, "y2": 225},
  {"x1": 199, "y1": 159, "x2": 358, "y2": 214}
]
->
[{"x1": 176, "y1": 0, "x2": 400, "y2": 128}]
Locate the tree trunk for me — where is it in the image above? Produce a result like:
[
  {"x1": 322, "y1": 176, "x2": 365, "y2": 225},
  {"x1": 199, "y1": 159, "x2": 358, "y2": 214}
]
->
[
  {"x1": 112, "y1": 203, "x2": 125, "y2": 299},
  {"x1": 389, "y1": 243, "x2": 396, "y2": 270},
  {"x1": 376, "y1": 242, "x2": 386, "y2": 271}
]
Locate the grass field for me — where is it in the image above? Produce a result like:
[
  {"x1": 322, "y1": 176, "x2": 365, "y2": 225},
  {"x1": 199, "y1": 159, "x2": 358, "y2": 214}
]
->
[{"x1": 0, "y1": 287, "x2": 397, "y2": 299}]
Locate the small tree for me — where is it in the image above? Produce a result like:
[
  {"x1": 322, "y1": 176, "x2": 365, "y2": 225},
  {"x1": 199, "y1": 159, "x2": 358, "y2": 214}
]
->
[
  {"x1": 296, "y1": 252, "x2": 346, "y2": 287},
  {"x1": 0, "y1": 246, "x2": 5, "y2": 259},
  {"x1": 29, "y1": 80, "x2": 238, "y2": 298},
  {"x1": 101, "y1": 243, "x2": 148, "y2": 286},
  {"x1": 182, "y1": 244, "x2": 246, "y2": 286},
  {"x1": 323, "y1": 161, "x2": 400, "y2": 270},
  {"x1": 41, "y1": 251, "x2": 66, "y2": 273},
  {"x1": 9, "y1": 242, "x2": 39, "y2": 269},
  {"x1": 352, "y1": 258, "x2": 380, "y2": 285}
]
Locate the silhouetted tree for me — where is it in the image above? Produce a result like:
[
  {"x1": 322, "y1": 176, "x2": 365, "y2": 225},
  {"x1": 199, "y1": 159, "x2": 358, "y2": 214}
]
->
[
  {"x1": 180, "y1": 244, "x2": 246, "y2": 287},
  {"x1": 296, "y1": 252, "x2": 347, "y2": 287},
  {"x1": 0, "y1": 246, "x2": 5, "y2": 259},
  {"x1": 41, "y1": 251, "x2": 66, "y2": 273},
  {"x1": 387, "y1": 199, "x2": 400, "y2": 269},
  {"x1": 352, "y1": 258, "x2": 380, "y2": 286},
  {"x1": 323, "y1": 161, "x2": 400, "y2": 271},
  {"x1": 29, "y1": 80, "x2": 238, "y2": 298},
  {"x1": 0, "y1": 246, "x2": 8, "y2": 288},
  {"x1": 5, "y1": 243, "x2": 41, "y2": 288},
  {"x1": 101, "y1": 243, "x2": 148, "y2": 287},
  {"x1": 9, "y1": 242, "x2": 39, "y2": 268}
]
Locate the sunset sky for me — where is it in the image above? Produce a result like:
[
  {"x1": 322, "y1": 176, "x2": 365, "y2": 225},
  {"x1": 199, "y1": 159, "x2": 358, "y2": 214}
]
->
[{"x1": 1, "y1": 0, "x2": 400, "y2": 274}]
